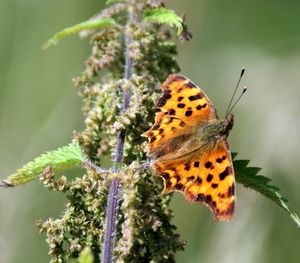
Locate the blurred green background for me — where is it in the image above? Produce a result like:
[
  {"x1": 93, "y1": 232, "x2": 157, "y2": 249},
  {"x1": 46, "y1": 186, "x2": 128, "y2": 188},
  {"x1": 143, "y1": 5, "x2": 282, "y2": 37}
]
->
[{"x1": 1, "y1": 1, "x2": 300, "y2": 262}]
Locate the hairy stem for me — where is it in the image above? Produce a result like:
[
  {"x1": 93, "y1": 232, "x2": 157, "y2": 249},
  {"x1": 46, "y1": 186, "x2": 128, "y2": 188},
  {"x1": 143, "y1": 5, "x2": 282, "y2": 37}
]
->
[{"x1": 101, "y1": 5, "x2": 135, "y2": 263}]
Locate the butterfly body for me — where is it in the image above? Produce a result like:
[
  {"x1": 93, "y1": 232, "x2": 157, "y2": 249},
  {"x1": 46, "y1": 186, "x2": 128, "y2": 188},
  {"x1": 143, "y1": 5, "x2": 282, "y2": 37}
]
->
[{"x1": 143, "y1": 74, "x2": 235, "y2": 221}]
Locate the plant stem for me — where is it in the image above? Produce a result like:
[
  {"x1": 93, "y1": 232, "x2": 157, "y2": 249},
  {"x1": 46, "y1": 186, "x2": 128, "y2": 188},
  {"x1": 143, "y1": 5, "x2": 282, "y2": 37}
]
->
[{"x1": 101, "y1": 5, "x2": 135, "y2": 263}]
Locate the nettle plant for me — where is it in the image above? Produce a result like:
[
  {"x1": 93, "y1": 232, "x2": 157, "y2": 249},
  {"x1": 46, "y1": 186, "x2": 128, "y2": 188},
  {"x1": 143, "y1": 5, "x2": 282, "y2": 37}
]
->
[{"x1": 1, "y1": 1, "x2": 299, "y2": 263}]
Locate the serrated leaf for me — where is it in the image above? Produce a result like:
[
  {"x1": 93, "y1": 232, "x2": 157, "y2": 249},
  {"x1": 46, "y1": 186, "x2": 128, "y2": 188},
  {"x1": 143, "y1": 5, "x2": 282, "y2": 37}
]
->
[
  {"x1": 42, "y1": 18, "x2": 116, "y2": 50},
  {"x1": 144, "y1": 7, "x2": 183, "y2": 35},
  {"x1": 234, "y1": 155, "x2": 300, "y2": 227},
  {"x1": 0, "y1": 144, "x2": 84, "y2": 187}
]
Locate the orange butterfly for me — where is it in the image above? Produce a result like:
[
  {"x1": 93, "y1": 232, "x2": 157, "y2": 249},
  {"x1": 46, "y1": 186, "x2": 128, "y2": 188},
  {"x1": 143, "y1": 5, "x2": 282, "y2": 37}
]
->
[{"x1": 143, "y1": 74, "x2": 236, "y2": 221}]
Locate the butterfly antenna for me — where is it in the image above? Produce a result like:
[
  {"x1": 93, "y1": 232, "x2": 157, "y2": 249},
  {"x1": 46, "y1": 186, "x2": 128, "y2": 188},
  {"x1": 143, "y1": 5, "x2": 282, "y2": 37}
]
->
[
  {"x1": 226, "y1": 86, "x2": 247, "y2": 116},
  {"x1": 225, "y1": 67, "x2": 246, "y2": 117}
]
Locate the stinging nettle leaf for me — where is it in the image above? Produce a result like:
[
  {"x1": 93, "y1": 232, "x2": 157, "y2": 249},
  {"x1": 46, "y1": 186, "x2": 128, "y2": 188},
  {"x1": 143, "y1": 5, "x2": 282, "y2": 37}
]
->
[
  {"x1": 42, "y1": 18, "x2": 116, "y2": 50},
  {"x1": 233, "y1": 155, "x2": 300, "y2": 227},
  {"x1": 0, "y1": 144, "x2": 84, "y2": 187},
  {"x1": 144, "y1": 7, "x2": 183, "y2": 35}
]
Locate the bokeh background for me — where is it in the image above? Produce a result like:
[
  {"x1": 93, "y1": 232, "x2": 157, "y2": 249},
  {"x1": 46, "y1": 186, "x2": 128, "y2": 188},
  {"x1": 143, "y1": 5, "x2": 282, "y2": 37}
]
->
[{"x1": 1, "y1": 1, "x2": 300, "y2": 262}]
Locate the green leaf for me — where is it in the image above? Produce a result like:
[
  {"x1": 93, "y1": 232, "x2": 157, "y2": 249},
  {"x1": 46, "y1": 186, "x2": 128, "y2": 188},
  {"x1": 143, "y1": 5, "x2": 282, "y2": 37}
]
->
[
  {"x1": 234, "y1": 156, "x2": 300, "y2": 227},
  {"x1": 42, "y1": 18, "x2": 116, "y2": 50},
  {"x1": 0, "y1": 144, "x2": 84, "y2": 187},
  {"x1": 144, "y1": 7, "x2": 183, "y2": 35}
]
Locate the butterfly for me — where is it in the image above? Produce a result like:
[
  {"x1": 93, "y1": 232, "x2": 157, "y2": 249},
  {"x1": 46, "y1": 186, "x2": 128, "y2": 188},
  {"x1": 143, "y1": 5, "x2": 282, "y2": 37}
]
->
[{"x1": 142, "y1": 74, "x2": 236, "y2": 221}]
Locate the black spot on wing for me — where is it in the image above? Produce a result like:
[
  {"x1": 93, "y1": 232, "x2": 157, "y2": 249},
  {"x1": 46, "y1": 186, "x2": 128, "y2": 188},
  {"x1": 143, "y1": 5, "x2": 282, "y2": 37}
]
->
[
  {"x1": 195, "y1": 193, "x2": 204, "y2": 202},
  {"x1": 205, "y1": 195, "x2": 212, "y2": 203},
  {"x1": 195, "y1": 176, "x2": 202, "y2": 185},
  {"x1": 168, "y1": 109, "x2": 176, "y2": 115},
  {"x1": 185, "y1": 110, "x2": 193, "y2": 116},
  {"x1": 156, "y1": 99, "x2": 167, "y2": 107},
  {"x1": 205, "y1": 161, "x2": 212, "y2": 169},
  {"x1": 169, "y1": 74, "x2": 187, "y2": 83},
  {"x1": 158, "y1": 128, "x2": 164, "y2": 134},
  {"x1": 149, "y1": 136, "x2": 156, "y2": 143},
  {"x1": 187, "y1": 176, "x2": 195, "y2": 181},
  {"x1": 219, "y1": 166, "x2": 231, "y2": 180},
  {"x1": 174, "y1": 183, "x2": 184, "y2": 191},
  {"x1": 186, "y1": 81, "x2": 197, "y2": 88},
  {"x1": 164, "y1": 93, "x2": 172, "y2": 100},
  {"x1": 174, "y1": 175, "x2": 181, "y2": 183},
  {"x1": 188, "y1": 93, "x2": 202, "y2": 101},
  {"x1": 227, "y1": 183, "x2": 235, "y2": 197},
  {"x1": 184, "y1": 163, "x2": 191, "y2": 171},
  {"x1": 194, "y1": 194, "x2": 213, "y2": 205},
  {"x1": 206, "y1": 174, "x2": 213, "y2": 182},
  {"x1": 177, "y1": 103, "x2": 185, "y2": 108},
  {"x1": 165, "y1": 180, "x2": 172, "y2": 189},
  {"x1": 216, "y1": 155, "x2": 227, "y2": 163},
  {"x1": 196, "y1": 104, "x2": 207, "y2": 110},
  {"x1": 161, "y1": 172, "x2": 170, "y2": 180}
]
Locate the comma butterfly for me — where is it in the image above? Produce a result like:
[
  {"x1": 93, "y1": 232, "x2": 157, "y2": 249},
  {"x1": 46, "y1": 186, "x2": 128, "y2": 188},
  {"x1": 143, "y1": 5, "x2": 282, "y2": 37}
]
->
[{"x1": 143, "y1": 74, "x2": 238, "y2": 221}]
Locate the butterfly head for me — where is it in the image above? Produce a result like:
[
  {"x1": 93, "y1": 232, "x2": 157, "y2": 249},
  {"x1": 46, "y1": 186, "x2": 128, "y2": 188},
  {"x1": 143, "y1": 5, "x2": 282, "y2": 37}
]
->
[{"x1": 223, "y1": 114, "x2": 234, "y2": 136}]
